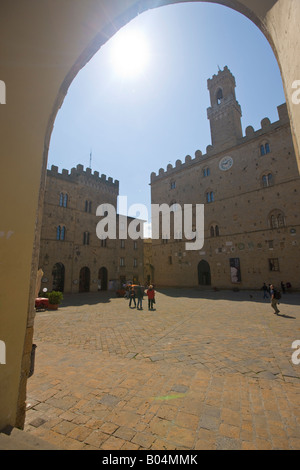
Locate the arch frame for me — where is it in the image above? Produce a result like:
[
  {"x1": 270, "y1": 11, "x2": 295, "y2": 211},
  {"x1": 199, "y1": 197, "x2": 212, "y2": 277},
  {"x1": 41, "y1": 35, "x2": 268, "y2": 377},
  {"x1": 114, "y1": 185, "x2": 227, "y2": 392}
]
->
[{"x1": 1, "y1": 0, "x2": 300, "y2": 432}]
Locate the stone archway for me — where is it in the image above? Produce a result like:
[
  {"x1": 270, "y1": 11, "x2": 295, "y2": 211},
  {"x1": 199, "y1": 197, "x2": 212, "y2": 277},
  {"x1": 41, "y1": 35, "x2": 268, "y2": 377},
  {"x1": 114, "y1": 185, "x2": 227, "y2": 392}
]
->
[
  {"x1": 98, "y1": 267, "x2": 108, "y2": 291},
  {"x1": 52, "y1": 263, "x2": 65, "y2": 293},
  {"x1": 1, "y1": 0, "x2": 300, "y2": 432},
  {"x1": 79, "y1": 267, "x2": 90, "y2": 293},
  {"x1": 198, "y1": 260, "x2": 211, "y2": 286}
]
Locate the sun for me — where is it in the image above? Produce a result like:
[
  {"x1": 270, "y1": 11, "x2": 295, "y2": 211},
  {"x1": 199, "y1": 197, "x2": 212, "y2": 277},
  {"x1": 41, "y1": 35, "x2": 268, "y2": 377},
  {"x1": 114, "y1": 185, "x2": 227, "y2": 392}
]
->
[{"x1": 110, "y1": 28, "x2": 150, "y2": 78}]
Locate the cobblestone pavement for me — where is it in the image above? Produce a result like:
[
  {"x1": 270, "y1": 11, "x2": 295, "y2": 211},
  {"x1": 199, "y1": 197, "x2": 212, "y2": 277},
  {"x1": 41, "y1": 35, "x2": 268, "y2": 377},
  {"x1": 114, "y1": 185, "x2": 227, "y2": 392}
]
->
[{"x1": 24, "y1": 289, "x2": 300, "y2": 450}]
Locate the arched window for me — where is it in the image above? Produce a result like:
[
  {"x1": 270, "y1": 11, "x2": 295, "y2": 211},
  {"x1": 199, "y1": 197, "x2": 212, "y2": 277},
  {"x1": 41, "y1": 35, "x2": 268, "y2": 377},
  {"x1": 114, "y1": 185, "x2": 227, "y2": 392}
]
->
[
  {"x1": 262, "y1": 173, "x2": 273, "y2": 187},
  {"x1": 59, "y1": 192, "x2": 68, "y2": 207},
  {"x1": 260, "y1": 142, "x2": 271, "y2": 156},
  {"x1": 206, "y1": 191, "x2": 214, "y2": 203},
  {"x1": 203, "y1": 167, "x2": 210, "y2": 177},
  {"x1": 216, "y1": 88, "x2": 223, "y2": 105},
  {"x1": 210, "y1": 224, "x2": 220, "y2": 237},
  {"x1": 269, "y1": 211, "x2": 286, "y2": 229},
  {"x1": 56, "y1": 225, "x2": 66, "y2": 241}
]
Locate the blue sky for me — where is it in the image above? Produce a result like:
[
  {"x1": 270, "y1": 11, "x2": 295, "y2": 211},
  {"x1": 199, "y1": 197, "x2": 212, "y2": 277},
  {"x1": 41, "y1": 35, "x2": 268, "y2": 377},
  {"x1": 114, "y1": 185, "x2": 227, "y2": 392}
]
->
[{"x1": 48, "y1": 2, "x2": 285, "y2": 232}]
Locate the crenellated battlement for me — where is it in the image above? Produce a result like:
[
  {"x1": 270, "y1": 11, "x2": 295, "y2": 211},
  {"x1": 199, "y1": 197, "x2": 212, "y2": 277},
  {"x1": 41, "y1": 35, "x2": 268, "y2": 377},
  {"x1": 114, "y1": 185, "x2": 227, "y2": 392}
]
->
[
  {"x1": 151, "y1": 102, "x2": 289, "y2": 183},
  {"x1": 47, "y1": 163, "x2": 119, "y2": 190}
]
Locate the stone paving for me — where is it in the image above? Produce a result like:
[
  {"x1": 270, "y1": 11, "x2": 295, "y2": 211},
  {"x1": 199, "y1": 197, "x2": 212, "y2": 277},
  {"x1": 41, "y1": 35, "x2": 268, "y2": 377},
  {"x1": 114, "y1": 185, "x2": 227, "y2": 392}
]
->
[{"x1": 24, "y1": 289, "x2": 300, "y2": 450}]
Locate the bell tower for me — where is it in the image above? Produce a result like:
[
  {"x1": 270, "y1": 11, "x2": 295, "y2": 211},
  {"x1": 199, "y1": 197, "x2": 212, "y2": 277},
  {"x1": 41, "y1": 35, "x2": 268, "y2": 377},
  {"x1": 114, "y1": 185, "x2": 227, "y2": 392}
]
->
[{"x1": 207, "y1": 66, "x2": 243, "y2": 150}]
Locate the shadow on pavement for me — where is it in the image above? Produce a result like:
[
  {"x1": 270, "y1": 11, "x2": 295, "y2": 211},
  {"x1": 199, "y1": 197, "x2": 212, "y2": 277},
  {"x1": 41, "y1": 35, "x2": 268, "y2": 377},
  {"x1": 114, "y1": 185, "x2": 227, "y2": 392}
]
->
[
  {"x1": 157, "y1": 287, "x2": 300, "y2": 306},
  {"x1": 59, "y1": 291, "x2": 118, "y2": 307}
]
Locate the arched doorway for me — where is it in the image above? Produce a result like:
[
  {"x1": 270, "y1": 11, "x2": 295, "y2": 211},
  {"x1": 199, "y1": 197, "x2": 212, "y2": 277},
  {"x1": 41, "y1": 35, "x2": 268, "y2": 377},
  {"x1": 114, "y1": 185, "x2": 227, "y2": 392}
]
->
[
  {"x1": 198, "y1": 260, "x2": 211, "y2": 286},
  {"x1": 52, "y1": 263, "x2": 65, "y2": 292},
  {"x1": 79, "y1": 267, "x2": 90, "y2": 292},
  {"x1": 98, "y1": 267, "x2": 108, "y2": 291}
]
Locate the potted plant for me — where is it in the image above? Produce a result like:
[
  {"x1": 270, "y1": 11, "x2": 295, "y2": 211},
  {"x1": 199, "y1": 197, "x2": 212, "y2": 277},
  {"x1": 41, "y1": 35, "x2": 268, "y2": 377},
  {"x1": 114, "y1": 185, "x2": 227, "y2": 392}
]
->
[{"x1": 47, "y1": 291, "x2": 63, "y2": 310}]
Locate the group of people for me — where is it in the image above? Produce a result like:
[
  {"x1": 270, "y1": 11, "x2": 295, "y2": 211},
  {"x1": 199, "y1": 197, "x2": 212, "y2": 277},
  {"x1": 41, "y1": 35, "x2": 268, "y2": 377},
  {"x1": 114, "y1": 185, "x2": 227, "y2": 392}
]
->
[
  {"x1": 262, "y1": 281, "x2": 292, "y2": 299},
  {"x1": 128, "y1": 283, "x2": 156, "y2": 311}
]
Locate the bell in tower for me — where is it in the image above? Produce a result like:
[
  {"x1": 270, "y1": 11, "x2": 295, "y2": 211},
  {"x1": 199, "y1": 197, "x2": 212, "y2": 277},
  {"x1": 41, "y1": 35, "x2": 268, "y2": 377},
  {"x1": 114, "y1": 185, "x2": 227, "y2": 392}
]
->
[{"x1": 207, "y1": 66, "x2": 243, "y2": 150}]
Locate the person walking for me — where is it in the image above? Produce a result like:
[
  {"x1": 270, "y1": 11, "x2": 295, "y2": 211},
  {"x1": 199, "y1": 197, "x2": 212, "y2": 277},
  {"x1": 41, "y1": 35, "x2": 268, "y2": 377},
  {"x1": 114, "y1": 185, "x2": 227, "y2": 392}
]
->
[
  {"x1": 270, "y1": 284, "x2": 280, "y2": 315},
  {"x1": 146, "y1": 285, "x2": 155, "y2": 310},
  {"x1": 136, "y1": 283, "x2": 144, "y2": 310},
  {"x1": 129, "y1": 287, "x2": 136, "y2": 308}
]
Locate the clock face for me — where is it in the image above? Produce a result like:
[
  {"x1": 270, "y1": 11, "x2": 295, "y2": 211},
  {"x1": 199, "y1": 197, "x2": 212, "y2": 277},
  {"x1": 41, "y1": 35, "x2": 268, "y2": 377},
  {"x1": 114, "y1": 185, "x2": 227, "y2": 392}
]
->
[{"x1": 219, "y1": 156, "x2": 233, "y2": 171}]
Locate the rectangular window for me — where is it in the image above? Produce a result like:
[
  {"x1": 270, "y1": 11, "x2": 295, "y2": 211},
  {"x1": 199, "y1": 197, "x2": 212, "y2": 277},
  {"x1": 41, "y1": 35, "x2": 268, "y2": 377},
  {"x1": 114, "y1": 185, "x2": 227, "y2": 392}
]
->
[
  {"x1": 133, "y1": 241, "x2": 138, "y2": 250},
  {"x1": 170, "y1": 181, "x2": 176, "y2": 189},
  {"x1": 120, "y1": 240, "x2": 125, "y2": 249},
  {"x1": 120, "y1": 257, "x2": 125, "y2": 267},
  {"x1": 83, "y1": 232, "x2": 90, "y2": 245},
  {"x1": 101, "y1": 239, "x2": 107, "y2": 248},
  {"x1": 269, "y1": 258, "x2": 279, "y2": 271},
  {"x1": 168, "y1": 256, "x2": 172, "y2": 265},
  {"x1": 229, "y1": 258, "x2": 241, "y2": 283},
  {"x1": 133, "y1": 258, "x2": 137, "y2": 268},
  {"x1": 85, "y1": 200, "x2": 92, "y2": 213}
]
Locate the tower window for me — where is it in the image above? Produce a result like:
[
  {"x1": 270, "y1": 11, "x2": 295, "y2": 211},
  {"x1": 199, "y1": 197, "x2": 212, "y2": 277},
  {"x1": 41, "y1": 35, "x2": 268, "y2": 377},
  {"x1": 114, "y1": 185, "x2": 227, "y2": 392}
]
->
[
  {"x1": 203, "y1": 167, "x2": 210, "y2": 177},
  {"x1": 216, "y1": 88, "x2": 223, "y2": 105}
]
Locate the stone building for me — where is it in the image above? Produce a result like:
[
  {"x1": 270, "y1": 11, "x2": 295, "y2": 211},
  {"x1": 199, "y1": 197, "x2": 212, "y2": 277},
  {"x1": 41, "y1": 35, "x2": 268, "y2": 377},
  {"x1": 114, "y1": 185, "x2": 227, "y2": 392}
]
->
[
  {"x1": 38, "y1": 164, "x2": 144, "y2": 294},
  {"x1": 150, "y1": 67, "x2": 300, "y2": 290},
  {"x1": 143, "y1": 238, "x2": 153, "y2": 285}
]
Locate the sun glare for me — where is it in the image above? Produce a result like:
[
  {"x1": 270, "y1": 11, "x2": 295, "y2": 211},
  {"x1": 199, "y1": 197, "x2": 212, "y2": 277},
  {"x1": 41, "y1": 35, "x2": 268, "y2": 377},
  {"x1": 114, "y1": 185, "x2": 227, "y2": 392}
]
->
[{"x1": 110, "y1": 29, "x2": 150, "y2": 78}]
